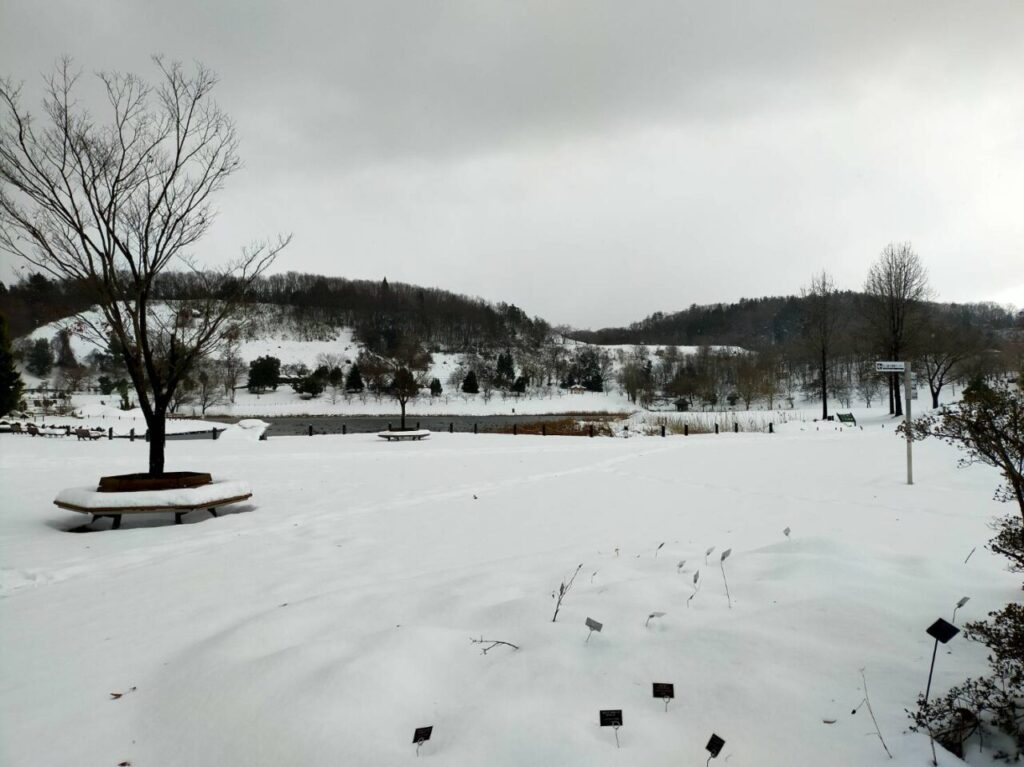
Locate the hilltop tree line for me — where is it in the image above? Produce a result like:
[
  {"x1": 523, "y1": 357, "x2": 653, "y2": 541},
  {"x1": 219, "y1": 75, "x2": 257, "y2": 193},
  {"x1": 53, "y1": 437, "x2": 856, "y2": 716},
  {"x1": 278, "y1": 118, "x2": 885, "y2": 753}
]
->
[
  {"x1": 0, "y1": 270, "x2": 550, "y2": 356},
  {"x1": 1, "y1": 245, "x2": 1021, "y2": 423}
]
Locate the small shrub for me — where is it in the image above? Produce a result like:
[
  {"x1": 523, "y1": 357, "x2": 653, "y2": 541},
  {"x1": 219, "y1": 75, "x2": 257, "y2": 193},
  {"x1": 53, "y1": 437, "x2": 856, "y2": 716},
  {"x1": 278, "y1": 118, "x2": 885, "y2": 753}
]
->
[{"x1": 908, "y1": 603, "x2": 1024, "y2": 760}]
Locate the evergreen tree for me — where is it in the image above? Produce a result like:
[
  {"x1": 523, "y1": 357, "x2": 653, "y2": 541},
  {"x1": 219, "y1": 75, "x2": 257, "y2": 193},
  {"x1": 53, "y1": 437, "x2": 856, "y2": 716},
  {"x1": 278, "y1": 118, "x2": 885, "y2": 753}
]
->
[
  {"x1": 495, "y1": 351, "x2": 515, "y2": 387},
  {"x1": 247, "y1": 355, "x2": 281, "y2": 393},
  {"x1": 345, "y1": 363, "x2": 364, "y2": 392},
  {"x1": 511, "y1": 375, "x2": 527, "y2": 394},
  {"x1": 327, "y1": 366, "x2": 344, "y2": 389},
  {"x1": 430, "y1": 377, "x2": 443, "y2": 396},
  {"x1": 0, "y1": 313, "x2": 24, "y2": 415},
  {"x1": 53, "y1": 329, "x2": 77, "y2": 368},
  {"x1": 462, "y1": 369, "x2": 479, "y2": 394},
  {"x1": 26, "y1": 337, "x2": 53, "y2": 377}
]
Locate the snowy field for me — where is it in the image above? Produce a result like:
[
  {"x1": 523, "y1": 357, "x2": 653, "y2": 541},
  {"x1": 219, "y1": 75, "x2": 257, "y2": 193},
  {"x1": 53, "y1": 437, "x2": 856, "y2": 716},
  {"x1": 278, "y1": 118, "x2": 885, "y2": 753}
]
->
[{"x1": 0, "y1": 420, "x2": 1013, "y2": 766}]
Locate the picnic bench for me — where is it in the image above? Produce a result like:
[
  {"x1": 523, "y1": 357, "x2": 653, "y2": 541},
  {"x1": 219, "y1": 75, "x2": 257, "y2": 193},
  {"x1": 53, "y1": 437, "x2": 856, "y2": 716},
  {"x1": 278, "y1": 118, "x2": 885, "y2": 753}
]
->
[
  {"x1": 377, "y1": 429, "x2": 430, "y2": 442},
  {"x1": 53, "y1": 480, "x2": 252, "y2": 529},
  {"x1": 836, "y1": 412, "x2": 857, "y2": 426}
]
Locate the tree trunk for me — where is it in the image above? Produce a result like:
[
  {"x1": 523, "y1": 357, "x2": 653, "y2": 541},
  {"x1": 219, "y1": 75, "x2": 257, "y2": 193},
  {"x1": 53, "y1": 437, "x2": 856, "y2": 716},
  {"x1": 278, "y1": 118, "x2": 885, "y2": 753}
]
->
[
  {"x1": 147, "y1": 409, "x2": 167, "y2": 475},
  {"x1": 400, "y1": 400, "x2": 407, "y2": 430},
  {"x1": 820, "y1": 349, "x2": 828, "y2": 420},
  {"x1": 931, "y1": 387, "x2": 940, "y2": 409},
  {"x1": 888, "y1": 376, "x2": 895, "y2": 414},
  {"x1": 893, "y1": 372, "x2": 903, "y2": 416}
]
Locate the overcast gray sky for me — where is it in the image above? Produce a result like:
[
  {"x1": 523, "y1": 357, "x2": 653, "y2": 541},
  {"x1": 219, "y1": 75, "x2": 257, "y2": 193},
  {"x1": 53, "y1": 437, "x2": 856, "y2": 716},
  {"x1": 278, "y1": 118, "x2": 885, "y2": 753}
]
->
[{"x1": 1, "y1": 0, "x2": 1022, "y2": 328}]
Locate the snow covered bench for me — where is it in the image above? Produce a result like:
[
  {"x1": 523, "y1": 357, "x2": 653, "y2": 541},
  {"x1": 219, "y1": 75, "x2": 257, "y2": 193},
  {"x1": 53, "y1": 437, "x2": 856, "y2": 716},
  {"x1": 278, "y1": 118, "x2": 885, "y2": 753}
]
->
[
  {"x1": 53, "y1": 480, "x2": 252, "y2": 529},
  {"x1": 377, "y1": 429, "x2": 430, "y2": 442}
]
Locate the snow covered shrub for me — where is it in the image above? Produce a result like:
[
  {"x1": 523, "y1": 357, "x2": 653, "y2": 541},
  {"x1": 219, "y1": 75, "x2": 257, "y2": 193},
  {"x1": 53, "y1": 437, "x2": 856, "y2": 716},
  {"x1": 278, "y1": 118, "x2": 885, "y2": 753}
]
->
[{"x1": 909, "y1": 603, "x2": 1024, "y2": 760}]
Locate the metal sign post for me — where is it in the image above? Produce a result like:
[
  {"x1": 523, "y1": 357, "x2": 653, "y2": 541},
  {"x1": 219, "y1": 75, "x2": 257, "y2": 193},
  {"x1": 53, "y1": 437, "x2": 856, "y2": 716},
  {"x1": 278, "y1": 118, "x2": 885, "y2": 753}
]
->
[
  {"x1": 904, "y1": 361, "x2": 913, "y2": 485},
  {"x1": 875, "y1": 361, "x2": 912, "y2": 485}
]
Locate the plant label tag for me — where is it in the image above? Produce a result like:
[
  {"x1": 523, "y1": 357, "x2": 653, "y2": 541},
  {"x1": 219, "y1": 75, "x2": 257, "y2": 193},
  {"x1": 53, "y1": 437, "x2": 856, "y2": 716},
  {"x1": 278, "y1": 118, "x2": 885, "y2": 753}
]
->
[
  {"x1": 413, "y1": 726, "x2": 433, "y2": 744},
  {"x1": 599, "y1": 710, "x2": 623, "y2": 727},
  {"x1": 652, "y1": 683, "x2": 674, "y2": 700},
  {"x1": 706, "y1": 733, "x2": 725, "y2": 757},
  {"x1": 585, "y1": 617, "x2": 603, "y2": 632}
]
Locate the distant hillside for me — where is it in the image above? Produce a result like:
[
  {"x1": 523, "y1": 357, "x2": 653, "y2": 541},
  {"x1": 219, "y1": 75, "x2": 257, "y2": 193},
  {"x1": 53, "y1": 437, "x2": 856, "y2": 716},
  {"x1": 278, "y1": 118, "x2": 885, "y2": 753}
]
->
[
  {"x1": 4, "y1": 271, "x2": 1020, "y2": 355},
  {"x1": 0, "y1": 271, "x2": 551, "y2": 355},
  {"x1": 568, "y1": 294, "x2": 1021, "y2": 348}
]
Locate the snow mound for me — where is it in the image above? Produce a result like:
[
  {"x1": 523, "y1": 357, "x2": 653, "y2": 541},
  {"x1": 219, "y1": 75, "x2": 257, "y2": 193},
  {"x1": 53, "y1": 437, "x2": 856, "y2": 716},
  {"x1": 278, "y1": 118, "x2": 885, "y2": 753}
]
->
[{"x1": 218, "y1": 420, "x2": 270, "y2": 441}]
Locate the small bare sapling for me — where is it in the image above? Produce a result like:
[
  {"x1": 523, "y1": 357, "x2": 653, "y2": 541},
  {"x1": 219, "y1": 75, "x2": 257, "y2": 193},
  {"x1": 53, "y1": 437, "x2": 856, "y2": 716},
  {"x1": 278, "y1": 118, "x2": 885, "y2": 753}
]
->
[
  {"x1": 551, "y1": 563, "x2": 583, "y2": 622},
  {"x1": 470, "y1": 636, "x2": 520, "y2": 655},
  {"x1": 591, "y1": 570, "x2": 599, "y2": 584},
  {"x1": 850, "y1": 668, "x2": 892, "y2": 759},
  {"x1": 705, "y1": 546, "x2": 715, "y2": 564},
  {"x1": 720, "y1": 549, "x2": 732, "y2": 609},
  {"x1": 645, "y1": 611, "x2": 666, "y2": 628},
  {"x1": 655, "y1": 542, "x2": 665, "y2": 558},
  {"x1": 687, "y1": 570, "x2": 701, "y2": 607},
  {"x1": 677, "y1": 559, "x2": 686, "y2": 574},
  {"x1": 783, "y1": 526, "x2": 791, "y2": 539}
]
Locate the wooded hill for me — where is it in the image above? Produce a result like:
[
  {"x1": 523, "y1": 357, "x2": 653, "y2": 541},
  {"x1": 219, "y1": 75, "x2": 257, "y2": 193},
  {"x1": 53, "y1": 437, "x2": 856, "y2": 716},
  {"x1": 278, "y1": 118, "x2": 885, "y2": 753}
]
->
[
  {"x1": 568, "y1": 294, "x2": 1022, "y2": 348},
  {"x1": 0, "y1": 271, "x2": 551, "y2": 355},
  {"x1": 2, "y1": 271, "x2": 1020, "y2": 355}
]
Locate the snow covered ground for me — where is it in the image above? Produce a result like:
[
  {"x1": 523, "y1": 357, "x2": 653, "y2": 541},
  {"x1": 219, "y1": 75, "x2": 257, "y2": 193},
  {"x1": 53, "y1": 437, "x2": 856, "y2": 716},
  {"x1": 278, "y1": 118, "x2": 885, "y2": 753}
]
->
[{"x1": 0, "y1": 416, "x2": 1013, "y2": 765}]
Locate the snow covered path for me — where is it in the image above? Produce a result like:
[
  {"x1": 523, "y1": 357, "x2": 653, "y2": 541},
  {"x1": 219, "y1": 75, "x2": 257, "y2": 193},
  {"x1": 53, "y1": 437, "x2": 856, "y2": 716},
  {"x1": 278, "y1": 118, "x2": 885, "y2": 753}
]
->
[{"x1": 0, "y1": 426, "x2": 1012, "y2": 765}]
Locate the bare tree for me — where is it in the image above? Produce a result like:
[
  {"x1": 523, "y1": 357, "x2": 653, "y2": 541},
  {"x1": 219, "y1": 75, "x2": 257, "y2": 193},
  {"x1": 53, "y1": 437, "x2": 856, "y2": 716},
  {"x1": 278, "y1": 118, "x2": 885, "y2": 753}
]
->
[
  {"x1": 220, "y1": 345, "x2": 246, "y2": 403},
  {"x1": 195, "y1": 363, "x2": 226, "y2": 415},
  {"x1": 387, "y1": 337, "x2": 431, "y2": 429},
  {"x1": 862, "y1": 243, "x2": 930, "y2": 416},
  {"x1": 801, "y1": 271, "x2": 845, "y2": 420},
  {"x1": 919, "y1": 308, "x2": 984, "y2": 409},
  {"x1": 0, "y1": 58, "x2": 288, "y2": 473}
]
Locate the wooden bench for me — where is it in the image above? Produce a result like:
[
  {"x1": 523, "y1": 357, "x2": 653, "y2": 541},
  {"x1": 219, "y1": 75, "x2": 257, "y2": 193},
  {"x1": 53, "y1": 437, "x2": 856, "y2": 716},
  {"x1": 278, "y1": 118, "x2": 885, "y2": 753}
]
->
[
  {"x1": 378, "y1": 429, "x2": 430, "y2": 442},
  {"x1": 836, "y1": 412, "x2": 857, "y2": 426},
  {"x1": 53, "y1": 480, "x2": 252, "y2": 529},
  {"x1": 75, "y1": 428, "x2": 103, "y2": 441}
]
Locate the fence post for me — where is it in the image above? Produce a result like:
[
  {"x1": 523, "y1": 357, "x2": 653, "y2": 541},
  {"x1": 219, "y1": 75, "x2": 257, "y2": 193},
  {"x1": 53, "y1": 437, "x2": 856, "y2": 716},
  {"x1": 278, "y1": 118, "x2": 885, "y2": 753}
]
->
[
  {"x1": 130, "y1": 427, "x2": 135, "y2": 442},
  {"x1": 416, "y1": 421, "x2": 420, "y2": 430},
  {"x1": 589, "y1": 424, "x2": 594, "y2": 438},
  {"x1": 714, "y1": 423, "x2": 719, "y2": 435},
  {"x1": 684, "y1": 424, "x2": 689, "y2": 436},
  {"x1": 449, "y1": 422, "x2": 453, "y2": 434},
  {"x1": 513, "y1": 423, "x2": 517, "y2": 436},
  {"x1": 734, "y1": 423, "x2": 739, "y2": 433},
  {"x1": 212, "y1": 428, "x2": 218, "y2": 440},
  {"x1": 542, "y1": 424, "x2": 546, "y2": 436},
  {"x1": 388, "y1": 423, "x2": 392, "y2": 432},
  {"x1": 342, "y1": 424, "x2": 347, "y2": 435},
  {"x1": 661, "y1": 424, "x2": 666, "y2": 438},
  {"x1": 308, "y1": 424, "x2": 313, "y2": 437},
  {"x1": 474, "y1": 422, "x2": 478, "y2": 435},
  {"x1": 769, "y1": 422, "x2": 774, "y2": 434},
  {"x1": 108, "y1": 427, "x2": 113, "y2": 440}
]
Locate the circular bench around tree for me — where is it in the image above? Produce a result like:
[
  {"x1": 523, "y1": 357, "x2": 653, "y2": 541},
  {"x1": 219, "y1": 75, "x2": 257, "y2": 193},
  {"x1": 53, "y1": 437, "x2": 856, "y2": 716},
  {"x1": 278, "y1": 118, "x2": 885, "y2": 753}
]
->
[{"x1": 54, "y1": 479, "x2": 252, "y2": 529}]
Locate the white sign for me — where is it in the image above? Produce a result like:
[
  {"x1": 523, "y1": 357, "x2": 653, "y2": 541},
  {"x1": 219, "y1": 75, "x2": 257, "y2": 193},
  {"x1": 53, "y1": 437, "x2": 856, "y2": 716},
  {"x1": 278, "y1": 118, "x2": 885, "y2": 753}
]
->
[{"x1": 875, "y1": 361, "x2": 905, "y2": 372}]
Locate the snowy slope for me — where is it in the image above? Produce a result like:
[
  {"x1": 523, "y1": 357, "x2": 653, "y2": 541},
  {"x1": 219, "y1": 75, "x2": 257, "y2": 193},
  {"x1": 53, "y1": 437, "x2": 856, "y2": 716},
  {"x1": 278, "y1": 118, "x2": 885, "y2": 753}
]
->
[{"x1": 0, "y1": 422, "x2": 1011, "y2": 766}]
